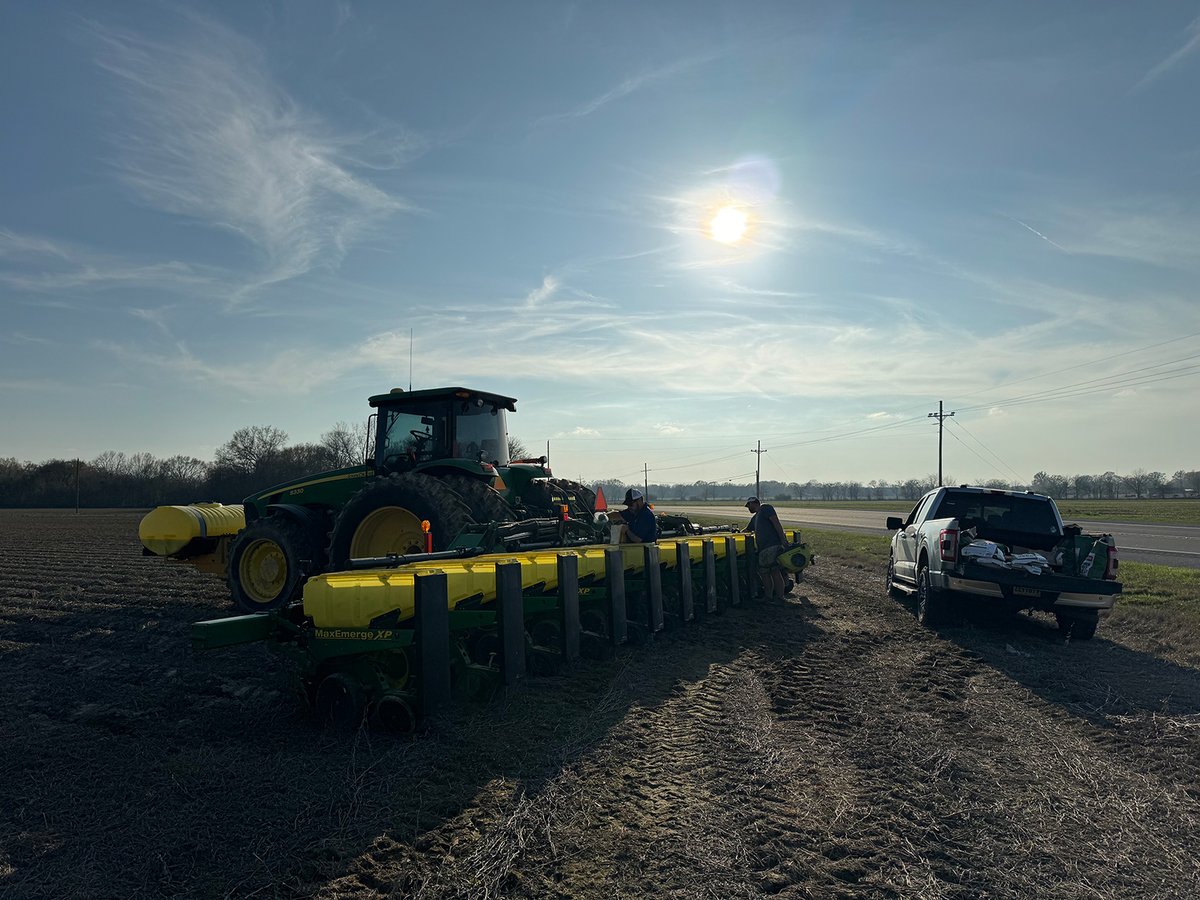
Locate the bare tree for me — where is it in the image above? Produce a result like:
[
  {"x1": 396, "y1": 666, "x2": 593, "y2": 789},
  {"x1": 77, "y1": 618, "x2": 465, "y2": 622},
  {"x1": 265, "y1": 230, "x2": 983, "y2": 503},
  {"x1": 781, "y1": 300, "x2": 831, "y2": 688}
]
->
[
  {"x1": 215, "y1": 426, "x2": 289, "y2": 474},
  {"x1": 1124, "y1": 468, "x2": 1151, "y2": 499},
  {"x1": 320, "y1": 420, "x2": 369, "y2": 468},
  {"x1": 1147, "y1": 471, "x2": 1168, "y2": 498},
  {"x1": 508, "y1": 437, "x2": 531, "y2": 460}
]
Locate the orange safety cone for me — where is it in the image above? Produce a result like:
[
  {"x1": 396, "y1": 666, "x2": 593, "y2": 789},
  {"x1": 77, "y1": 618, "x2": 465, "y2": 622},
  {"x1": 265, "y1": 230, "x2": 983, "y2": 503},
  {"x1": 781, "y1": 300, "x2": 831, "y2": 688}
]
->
[{"x1": 594, "y1": 486, "x2": 608, "y2": 512}]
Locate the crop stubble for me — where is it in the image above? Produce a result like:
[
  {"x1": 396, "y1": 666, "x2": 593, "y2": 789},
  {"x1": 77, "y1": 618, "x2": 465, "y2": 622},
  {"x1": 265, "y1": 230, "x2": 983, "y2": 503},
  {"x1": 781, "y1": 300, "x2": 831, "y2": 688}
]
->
[{"x1": 0, "y1": 510, "x2": 1197, "y2": 899}]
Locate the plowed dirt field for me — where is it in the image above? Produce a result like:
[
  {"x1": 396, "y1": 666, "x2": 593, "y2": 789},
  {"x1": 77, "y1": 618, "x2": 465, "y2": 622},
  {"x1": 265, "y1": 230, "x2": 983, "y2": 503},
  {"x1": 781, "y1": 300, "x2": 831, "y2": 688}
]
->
[{"x1": 1, "y1": 510, "x2": 1198, "y2": 899}]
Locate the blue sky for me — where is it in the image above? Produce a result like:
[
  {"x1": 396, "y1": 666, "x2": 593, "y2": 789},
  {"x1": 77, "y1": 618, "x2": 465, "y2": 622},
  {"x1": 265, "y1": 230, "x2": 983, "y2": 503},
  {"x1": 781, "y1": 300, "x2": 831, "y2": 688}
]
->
[{"x1": 2, "y1": 1, "x2": 1198, "y2": 487}]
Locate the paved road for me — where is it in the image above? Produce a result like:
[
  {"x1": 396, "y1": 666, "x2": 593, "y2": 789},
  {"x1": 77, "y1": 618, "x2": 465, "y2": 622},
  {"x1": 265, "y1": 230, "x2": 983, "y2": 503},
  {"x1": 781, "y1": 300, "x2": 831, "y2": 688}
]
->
[{"x1": 656, "y1": 503, "x2": 1200, "y2": 569}]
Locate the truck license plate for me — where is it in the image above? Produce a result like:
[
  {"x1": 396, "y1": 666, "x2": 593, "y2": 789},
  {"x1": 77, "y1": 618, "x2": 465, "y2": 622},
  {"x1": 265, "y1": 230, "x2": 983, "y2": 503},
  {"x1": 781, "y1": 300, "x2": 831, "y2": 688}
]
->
[{"x1": 1013, "y1": 586, "x2": 1041, "y2": 598}]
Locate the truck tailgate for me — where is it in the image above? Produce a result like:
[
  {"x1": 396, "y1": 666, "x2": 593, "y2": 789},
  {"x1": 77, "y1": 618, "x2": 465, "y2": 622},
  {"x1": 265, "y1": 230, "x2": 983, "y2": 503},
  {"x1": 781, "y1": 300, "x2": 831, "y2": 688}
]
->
[{"x1": 958, "y1": 560, "x2": 1122, "y2": 598}]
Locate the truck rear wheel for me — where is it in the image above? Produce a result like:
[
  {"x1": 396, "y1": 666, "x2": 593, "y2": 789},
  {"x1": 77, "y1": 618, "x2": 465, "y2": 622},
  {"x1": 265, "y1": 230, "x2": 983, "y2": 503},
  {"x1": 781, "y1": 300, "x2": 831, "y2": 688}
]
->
[
  {"x1": 1056, "y1": 611, "x2": 1099, "y2": 641},
  {"x1": 328, "y1": 473, "x2": 473, "y2": 568},
  {"x1": 916, "y1": 564, "x2": 947, "y2": 628},
  {"x1": 886, "y1": 556, "x2": 901, "y2": 598},
  {"x1": 227, "y1": 517, "x2": 318, "y2": 612},
  {"x1": 440, "y1": 474, "x2": 517, "y2": 524}
]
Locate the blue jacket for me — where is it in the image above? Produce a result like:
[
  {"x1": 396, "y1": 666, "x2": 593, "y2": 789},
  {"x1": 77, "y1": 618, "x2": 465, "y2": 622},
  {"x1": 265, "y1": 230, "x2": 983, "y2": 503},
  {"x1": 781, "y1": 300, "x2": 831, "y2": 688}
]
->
[{"x1": 624, "y1": 504, "x2": 657, "y2": 543}]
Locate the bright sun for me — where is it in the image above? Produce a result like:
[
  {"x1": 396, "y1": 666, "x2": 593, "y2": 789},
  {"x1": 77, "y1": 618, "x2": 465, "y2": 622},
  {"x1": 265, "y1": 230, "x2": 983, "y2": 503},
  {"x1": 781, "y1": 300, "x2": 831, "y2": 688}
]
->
[{"x1": 709, "y1": 205, "x2": 748, "y2": 244}]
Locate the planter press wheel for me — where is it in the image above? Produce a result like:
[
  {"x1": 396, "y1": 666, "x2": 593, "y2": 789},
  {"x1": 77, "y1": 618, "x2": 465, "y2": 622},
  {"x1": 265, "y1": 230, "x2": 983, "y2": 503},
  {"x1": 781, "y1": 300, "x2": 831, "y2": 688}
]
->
[{"x1": 314, "y1": 673, "x2": 366, "y2": 732}]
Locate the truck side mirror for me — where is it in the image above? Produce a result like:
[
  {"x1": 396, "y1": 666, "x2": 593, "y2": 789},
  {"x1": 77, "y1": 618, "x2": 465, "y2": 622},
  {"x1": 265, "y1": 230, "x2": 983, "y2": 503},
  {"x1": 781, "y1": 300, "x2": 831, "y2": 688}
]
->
[{"x1": 886, "y1": 516, "x2": 903, "y2": 530}]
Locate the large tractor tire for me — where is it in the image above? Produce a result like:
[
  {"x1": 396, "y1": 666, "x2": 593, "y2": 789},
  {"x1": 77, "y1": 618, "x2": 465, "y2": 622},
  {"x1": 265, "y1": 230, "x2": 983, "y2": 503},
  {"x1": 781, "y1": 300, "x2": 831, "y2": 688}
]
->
[
  {"x1": 440, "y1": 474, "x2": 517, "y2": 524},
  {"x1": 227, "y1": 517, "x2": 321, "y2": 613},
  {"x1": 327, "y1": 473, "x2": 473, "y2": 568}
]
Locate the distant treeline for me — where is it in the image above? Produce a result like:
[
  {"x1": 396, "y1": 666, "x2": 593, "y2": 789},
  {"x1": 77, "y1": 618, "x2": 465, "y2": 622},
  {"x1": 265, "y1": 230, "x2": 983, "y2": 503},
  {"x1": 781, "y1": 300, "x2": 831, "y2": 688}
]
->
[
  {"x1": 0, "y1": 425, "x2": 537, "y2": 509},
  {"x1": 593, "y1": 468, "x2": 1200, "y2": 504},
  {"x1": 0, "y1": 424, "x2": 368, "y2": 509},
  {"x1": 1, "y1": 423, "x2": 1195, "y2": 508}
]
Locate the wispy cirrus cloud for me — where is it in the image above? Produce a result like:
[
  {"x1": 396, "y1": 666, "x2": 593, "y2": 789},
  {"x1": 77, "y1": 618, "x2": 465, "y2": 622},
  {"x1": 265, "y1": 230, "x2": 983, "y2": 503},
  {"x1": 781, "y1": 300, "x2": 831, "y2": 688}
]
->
[
  {"x1": 89, "y1": 11, "x2": 411, "y2": 304},
  {"x1": 533, "y1": 53, "x2": 719, "y2": 128},
  {"x1": 2, "y1": 331, "x2": 53, "y2": 345},
  {"x1": 0, "y1": 229, "x2": 213, "y2": 295},
  {"x1": 95, "y1": 338, "x2": 360, "y2": 396},
  {"x1": 1134, "y1": 14, "x2": 1200, "y2": 90},
  {"x1": 1033, "y1": 203, "x2": 1200, "y2": 269},
  {"x1": 524, "y1": 275, "x2": 560, "y2": 308}
]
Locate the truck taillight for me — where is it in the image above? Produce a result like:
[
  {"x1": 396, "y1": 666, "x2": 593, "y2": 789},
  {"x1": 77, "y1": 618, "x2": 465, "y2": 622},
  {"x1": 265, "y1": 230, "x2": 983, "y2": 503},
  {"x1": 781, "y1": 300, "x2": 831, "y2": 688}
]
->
[
  {"x1": 1104, "y1": 542, "x2": 1118, "y2": 580},
  {"x1": 939, "y1": 528, "x2": 959, "y2": 562}
]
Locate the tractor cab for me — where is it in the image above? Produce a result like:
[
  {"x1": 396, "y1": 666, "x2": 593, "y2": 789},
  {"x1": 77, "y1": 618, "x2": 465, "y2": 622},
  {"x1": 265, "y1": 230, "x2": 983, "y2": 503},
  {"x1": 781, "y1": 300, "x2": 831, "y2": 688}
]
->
[{"x1": 369, "y1": 387, "x2": 516, "y2": 477}]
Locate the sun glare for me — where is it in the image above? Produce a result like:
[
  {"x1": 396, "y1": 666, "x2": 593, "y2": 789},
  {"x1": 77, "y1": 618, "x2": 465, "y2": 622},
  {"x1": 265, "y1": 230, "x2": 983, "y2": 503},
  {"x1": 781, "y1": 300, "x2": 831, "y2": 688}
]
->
[{"x1": 709, "y1": 205, "x2": 748, "y2": 244}]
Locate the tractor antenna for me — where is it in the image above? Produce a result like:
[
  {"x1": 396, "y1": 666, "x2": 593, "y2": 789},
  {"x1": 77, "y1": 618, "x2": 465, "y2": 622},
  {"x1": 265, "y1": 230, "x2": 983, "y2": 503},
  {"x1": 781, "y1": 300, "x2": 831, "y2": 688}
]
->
[{"x1": 408, "y1": 328, "x2": 413, "y2": 391}]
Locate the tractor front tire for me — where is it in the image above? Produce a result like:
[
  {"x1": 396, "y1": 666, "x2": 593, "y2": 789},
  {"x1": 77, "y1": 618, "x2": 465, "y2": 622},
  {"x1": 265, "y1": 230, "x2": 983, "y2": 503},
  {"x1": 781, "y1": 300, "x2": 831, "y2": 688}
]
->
[
  {"x1": 328, "y1": 473, "x2": 473, "y2": 568},
  {"x1": 440, "y1": 474, "x2": 517, "y2": 524},
  {"x1": 227, "y1": 517, "x2": 318, "y2": 613}
]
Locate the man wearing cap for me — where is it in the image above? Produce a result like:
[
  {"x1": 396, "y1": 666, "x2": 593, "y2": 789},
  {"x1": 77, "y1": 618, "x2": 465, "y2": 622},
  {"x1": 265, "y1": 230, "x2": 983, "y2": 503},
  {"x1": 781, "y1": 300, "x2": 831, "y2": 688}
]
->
[
  {"x1": 615, "y1": 488, "x2": 657, "y2": 543},
  {"x1": 745, "y1": 496, "x2": 789, "y2": 599}
]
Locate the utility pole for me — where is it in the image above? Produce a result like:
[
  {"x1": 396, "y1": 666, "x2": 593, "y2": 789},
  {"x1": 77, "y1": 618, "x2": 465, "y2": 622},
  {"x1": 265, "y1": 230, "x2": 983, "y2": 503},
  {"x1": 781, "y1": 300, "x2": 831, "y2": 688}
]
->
[
  {"x1": 75, "y1": 458, "x2": 80, "y2": 514},
  {"x1": 643, "y1": 463, "x2": 649, "y2": 500},
  {"x1": 751, "y1": 440, "x2": 766, "y2": 498},
  {"x1": 928, "y1": 401, "x2": 955, "y2": 486}
]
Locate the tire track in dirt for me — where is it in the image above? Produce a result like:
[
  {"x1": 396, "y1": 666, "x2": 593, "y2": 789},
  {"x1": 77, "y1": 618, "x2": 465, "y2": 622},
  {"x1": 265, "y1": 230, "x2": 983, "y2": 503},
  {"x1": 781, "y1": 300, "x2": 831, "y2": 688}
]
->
[
  {"x1": 3, "y1": 511, "x2": 1199, "y2": 899},
  {"x1": 354, "y1": 570, "x2": 1200, "y2": 899}
]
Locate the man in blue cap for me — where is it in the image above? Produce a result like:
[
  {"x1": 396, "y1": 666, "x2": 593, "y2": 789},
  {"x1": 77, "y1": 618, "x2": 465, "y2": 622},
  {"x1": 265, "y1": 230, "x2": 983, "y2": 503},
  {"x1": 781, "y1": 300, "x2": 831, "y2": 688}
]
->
[
  {"x1": 617, "y1": 488, "x2": 657, "y2": 543},
  {"x1": 746, "y1": 496, "x2": 788, "y2": 599}
]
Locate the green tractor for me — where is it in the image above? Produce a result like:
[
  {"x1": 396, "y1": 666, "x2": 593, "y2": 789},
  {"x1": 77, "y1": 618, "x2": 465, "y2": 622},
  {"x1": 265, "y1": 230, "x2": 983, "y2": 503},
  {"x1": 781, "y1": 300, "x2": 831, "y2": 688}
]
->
[{"x1": 223, "y1": 387, "x2": 597, "y2": 612}]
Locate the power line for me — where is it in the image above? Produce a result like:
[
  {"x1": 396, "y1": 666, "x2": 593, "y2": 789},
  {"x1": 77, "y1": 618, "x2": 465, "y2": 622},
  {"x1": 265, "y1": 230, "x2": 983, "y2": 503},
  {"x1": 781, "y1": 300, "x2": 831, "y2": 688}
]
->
[
  {"x1": 953, "y1": 328, "x2": 1200, "y2": 403},
  {"x1": 957, "y1": 352, "x2": 1200, "y2": 414},
  {"x1": 751, "y1": 440, "x2": 766, "y2": 498},
  {"x1": 942, "y1": 425, "x2": 1008, "y2": 481},
  {"x1": 928, "y1": 401, "x2": 955, "y2": 486},
  {"x1": 948, "y1": 417, "x2": 1023, "y2": 481}
]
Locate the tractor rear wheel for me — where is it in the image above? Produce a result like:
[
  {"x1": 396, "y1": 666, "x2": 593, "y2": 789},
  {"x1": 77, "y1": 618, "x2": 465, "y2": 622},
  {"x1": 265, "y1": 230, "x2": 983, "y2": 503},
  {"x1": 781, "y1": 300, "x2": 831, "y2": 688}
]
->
[
  {"x1": 327, "y1": 473, "x2": 473, "y2": 568},
  {"x1": 440, "y1": 474, "x2": 517, "y2": 524},
  {"x1": 227, "y1": 517, "x2": 318, "y2": 612}
]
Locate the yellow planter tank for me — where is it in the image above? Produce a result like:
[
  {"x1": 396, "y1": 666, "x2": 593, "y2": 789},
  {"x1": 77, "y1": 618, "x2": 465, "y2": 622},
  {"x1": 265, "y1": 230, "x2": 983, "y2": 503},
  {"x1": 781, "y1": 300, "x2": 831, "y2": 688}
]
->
[
  {"x1": 302, "y1": 535, "x2": 747, "y2": 629},
  {"x1": 139, "y1": 503, "x2": 246, "y2": 574}
]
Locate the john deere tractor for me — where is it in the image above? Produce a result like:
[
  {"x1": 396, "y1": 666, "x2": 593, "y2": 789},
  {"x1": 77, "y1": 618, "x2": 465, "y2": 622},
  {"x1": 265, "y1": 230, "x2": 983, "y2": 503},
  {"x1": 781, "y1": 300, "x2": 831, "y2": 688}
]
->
[{"x1": 142, "y1": 387, "x2": 598, "y2": 612}]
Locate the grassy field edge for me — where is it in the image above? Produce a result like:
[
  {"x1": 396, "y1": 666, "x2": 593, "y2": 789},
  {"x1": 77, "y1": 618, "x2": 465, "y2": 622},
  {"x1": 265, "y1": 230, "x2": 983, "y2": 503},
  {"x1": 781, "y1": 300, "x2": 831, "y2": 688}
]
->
[{"x1": 691, "y1": 516, "x2": 1200, "y2": 659}]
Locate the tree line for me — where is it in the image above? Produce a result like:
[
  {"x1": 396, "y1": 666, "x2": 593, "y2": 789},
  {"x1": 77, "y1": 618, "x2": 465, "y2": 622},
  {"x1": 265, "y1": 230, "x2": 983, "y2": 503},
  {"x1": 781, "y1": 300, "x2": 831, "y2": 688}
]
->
[
  {"x1": 591, "y1": 469, "x2": 1200, "y2": 505},
  {"x1": 0, "y1": 425, "x2": 1195, "y2": 508},
  {"x1": 0, "y1": 423, "x2": 370, "y2": 509}
]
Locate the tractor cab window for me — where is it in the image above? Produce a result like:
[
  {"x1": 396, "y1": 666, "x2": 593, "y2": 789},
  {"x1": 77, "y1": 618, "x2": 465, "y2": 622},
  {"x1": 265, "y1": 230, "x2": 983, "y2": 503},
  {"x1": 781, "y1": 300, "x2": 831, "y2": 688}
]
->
[
  {"x1": 454, "y1": 401, "x2": 510, "y2": 466},
  {"x1": 379, "y1": 403, "x2": 450, "y2": 467}
]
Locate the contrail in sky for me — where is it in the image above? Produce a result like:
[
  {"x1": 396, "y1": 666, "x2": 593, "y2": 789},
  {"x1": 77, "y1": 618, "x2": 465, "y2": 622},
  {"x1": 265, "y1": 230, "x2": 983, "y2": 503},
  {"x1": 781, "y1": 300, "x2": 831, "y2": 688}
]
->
[{"x1": 1006, "y1": 216, "x2": 1070, "y2": 253}]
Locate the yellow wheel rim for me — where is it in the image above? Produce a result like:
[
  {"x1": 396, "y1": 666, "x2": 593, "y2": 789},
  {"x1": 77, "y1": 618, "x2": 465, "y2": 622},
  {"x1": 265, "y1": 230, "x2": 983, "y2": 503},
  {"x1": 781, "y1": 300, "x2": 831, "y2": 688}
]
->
[
  {"x1": 239, "y1": 538, "x2": 288, "y2": 606},
  {"x1": 350, "y1": 506, "x2": 425, "y2": 558}
]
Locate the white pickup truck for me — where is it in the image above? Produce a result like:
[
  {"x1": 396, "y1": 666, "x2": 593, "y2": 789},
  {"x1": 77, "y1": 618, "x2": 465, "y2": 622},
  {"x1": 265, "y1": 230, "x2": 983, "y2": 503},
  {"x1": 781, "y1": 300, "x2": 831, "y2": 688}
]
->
[{"x1": 885, "y1": 486, "x2": 1122, "y2": 639}]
